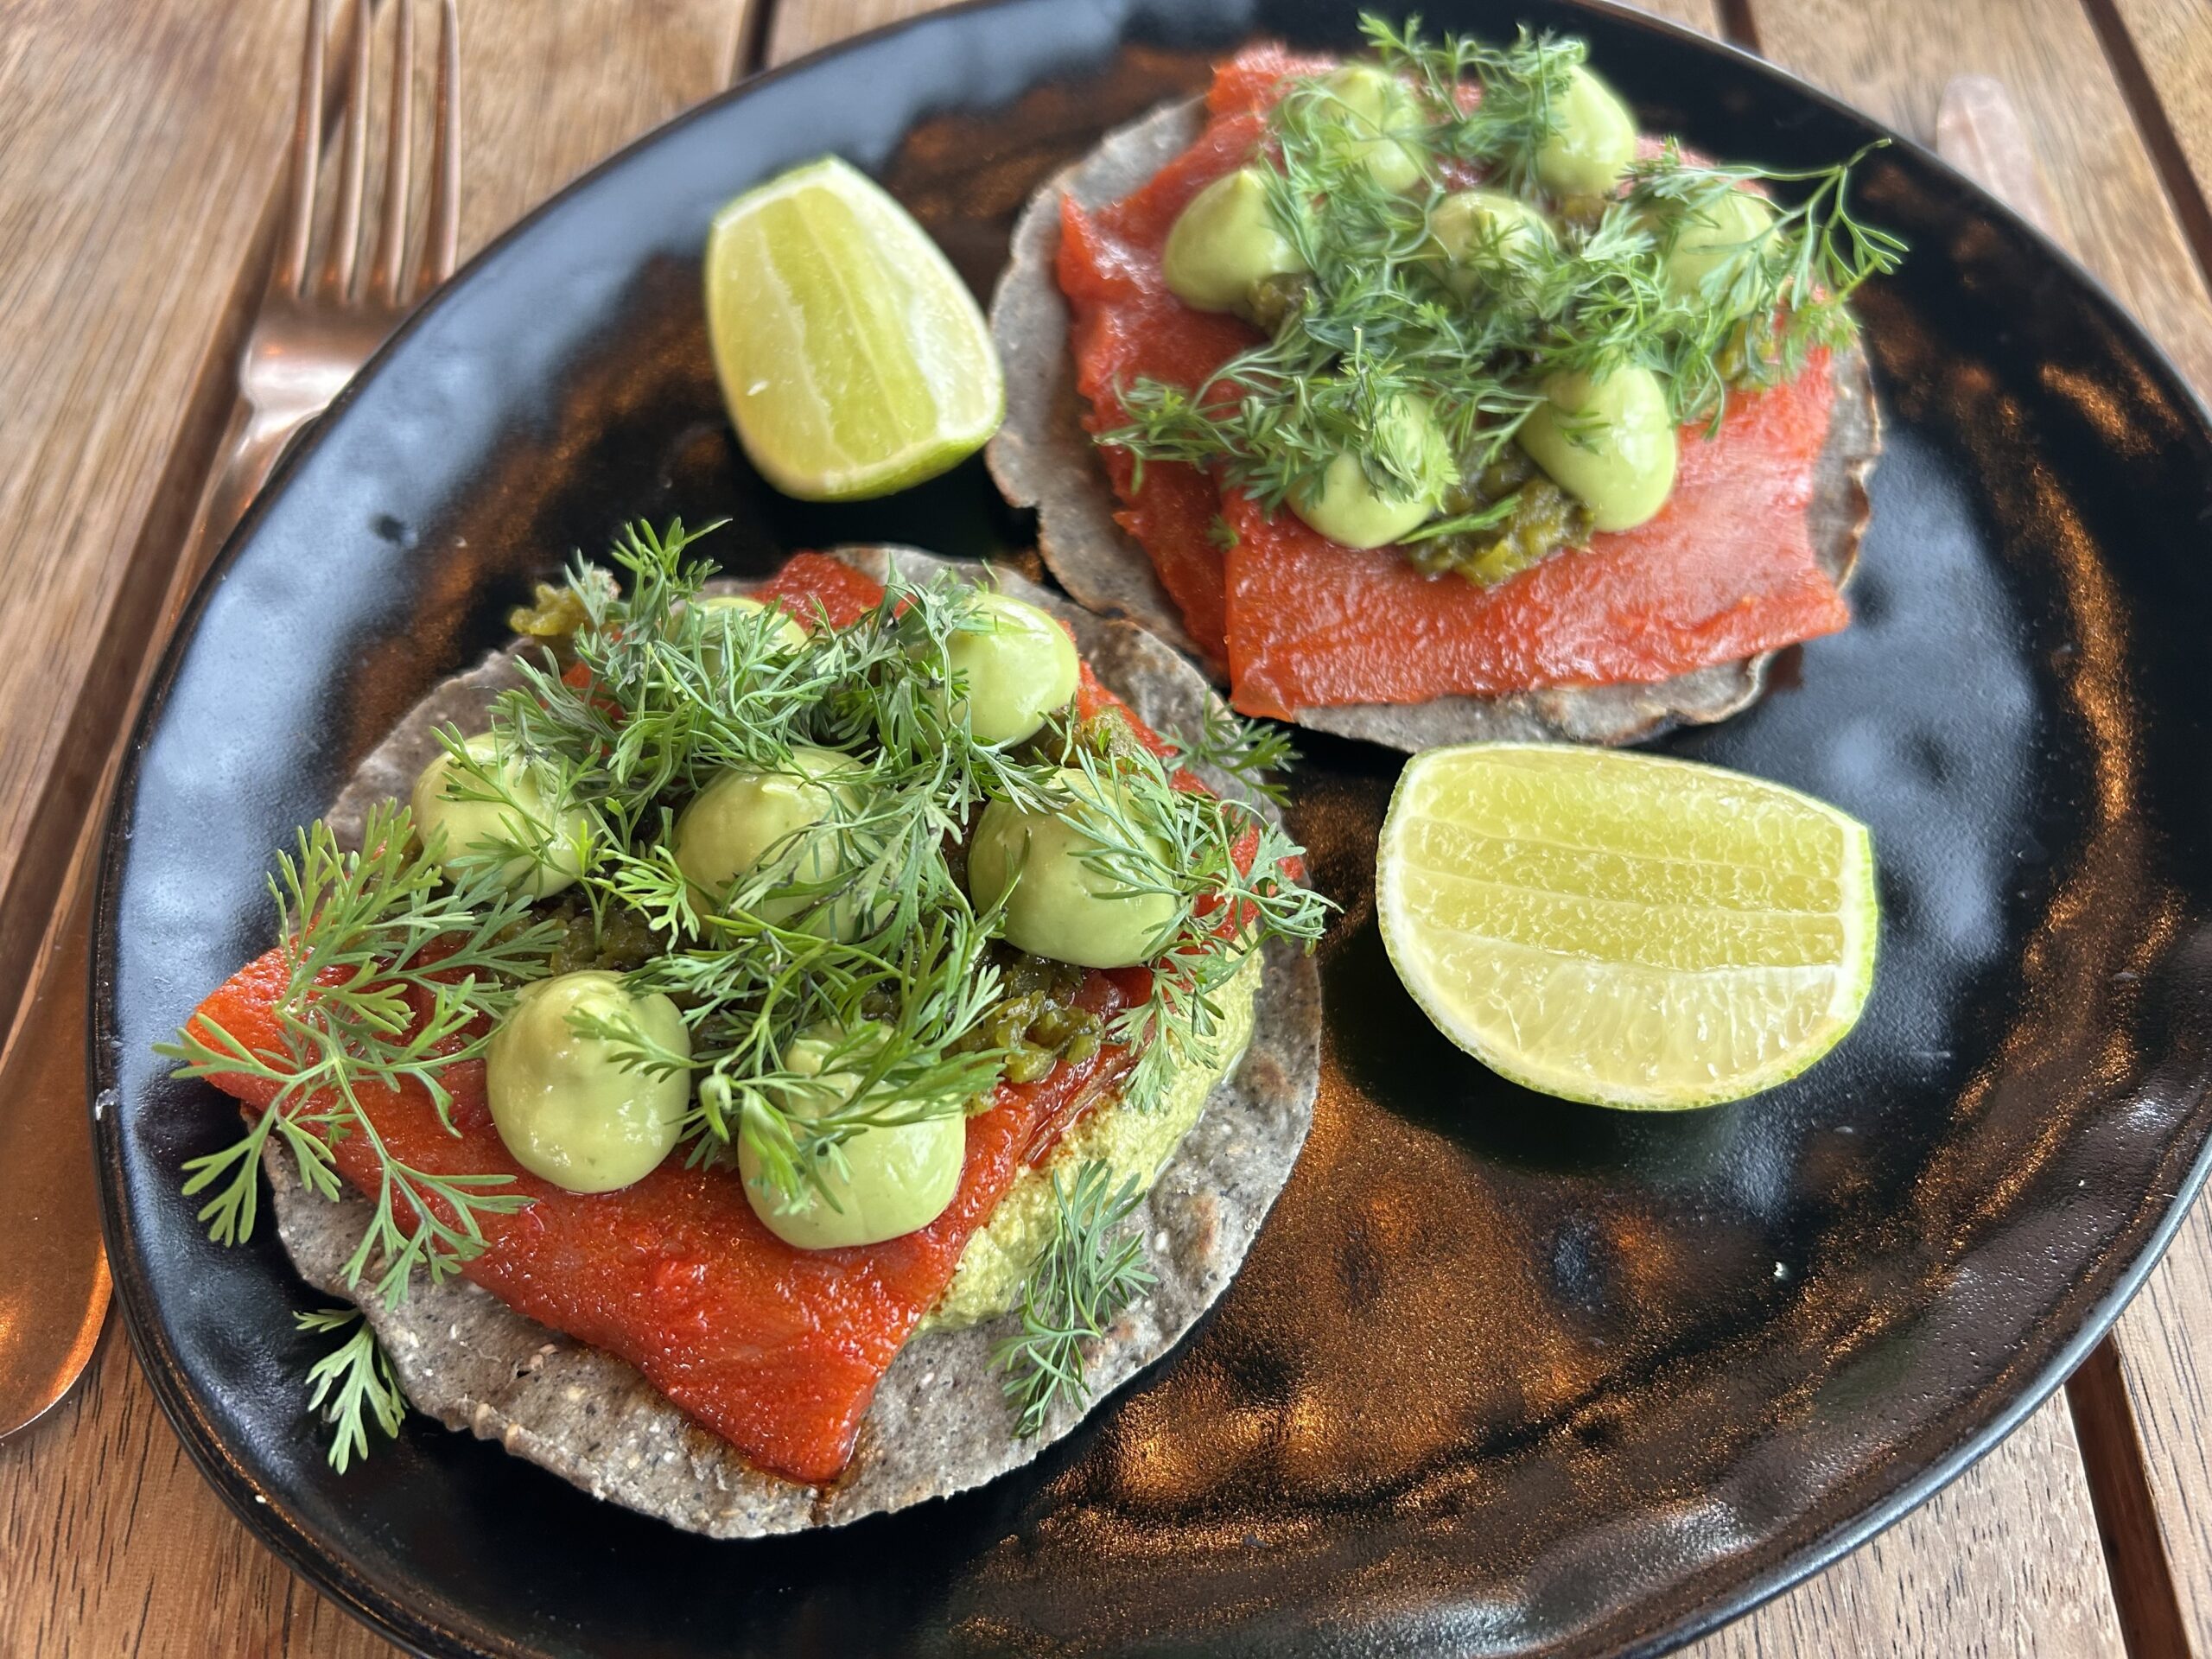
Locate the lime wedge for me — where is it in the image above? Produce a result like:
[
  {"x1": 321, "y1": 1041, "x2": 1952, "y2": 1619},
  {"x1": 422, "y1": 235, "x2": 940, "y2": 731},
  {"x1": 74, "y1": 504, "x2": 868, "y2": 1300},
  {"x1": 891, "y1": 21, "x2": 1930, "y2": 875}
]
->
[
  {"x1": 705, "y1": 156, "x2": 1003, "y2": 501},
  {"x1": 1376, "y1": 743, "x2": 1877, "y2": 1109}
]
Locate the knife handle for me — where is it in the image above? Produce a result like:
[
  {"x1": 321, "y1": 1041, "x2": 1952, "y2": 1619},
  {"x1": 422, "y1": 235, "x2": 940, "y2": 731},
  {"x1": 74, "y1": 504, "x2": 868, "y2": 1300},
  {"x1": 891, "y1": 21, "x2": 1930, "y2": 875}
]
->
[
  {"x1": 0, "y1": 391, "x2": 283, "y2": 1442},
  {"x1": 0, "y1": 832, "x2": 114, "y2": 1439}
]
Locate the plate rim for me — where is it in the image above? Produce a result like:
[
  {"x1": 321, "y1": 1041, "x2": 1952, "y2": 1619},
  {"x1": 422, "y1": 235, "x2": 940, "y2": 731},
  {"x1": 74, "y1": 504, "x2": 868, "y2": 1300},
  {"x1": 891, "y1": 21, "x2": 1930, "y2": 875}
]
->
[{"x1": 88, "y1": 2, "x2": 2212, "y2": 1655}]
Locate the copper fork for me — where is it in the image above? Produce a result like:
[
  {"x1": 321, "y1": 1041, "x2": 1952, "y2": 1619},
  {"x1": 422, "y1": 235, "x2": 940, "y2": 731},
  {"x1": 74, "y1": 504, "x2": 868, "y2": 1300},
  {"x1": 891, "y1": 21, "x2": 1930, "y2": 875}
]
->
[{"x1": 0, "y1": 0, "x2": 462, "y2": 1443}]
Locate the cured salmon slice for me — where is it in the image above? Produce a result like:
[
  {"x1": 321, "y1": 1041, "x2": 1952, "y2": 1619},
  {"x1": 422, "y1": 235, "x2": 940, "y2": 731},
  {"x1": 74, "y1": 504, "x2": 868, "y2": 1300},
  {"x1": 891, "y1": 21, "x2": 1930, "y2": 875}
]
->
[
  {"x1": 186, "y1": 557, "x2": 1184, "y2": 1488},
  {"x1": 754, "y1": 550, "x2": 887, "y2": 629},
  {"x1": 1057, "y1": 115, "x2": 1268, "y2": 669},
  {"x1": 1054, "y1": 45, "x2": 1854, "y2": 716},
  {"x1": 1221, "y1": 355, "x2": 1850, "y2": 716},
  {"x1": 194, "y1": 953, "x2": 1138, "y2": 1485}
]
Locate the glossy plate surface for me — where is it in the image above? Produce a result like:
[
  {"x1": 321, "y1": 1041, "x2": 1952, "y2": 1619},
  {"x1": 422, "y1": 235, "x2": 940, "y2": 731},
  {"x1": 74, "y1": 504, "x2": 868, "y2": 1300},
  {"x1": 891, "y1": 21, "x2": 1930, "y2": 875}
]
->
[{"x1": 93, "y1": 2, "x2": 2212, "y2": 1655}]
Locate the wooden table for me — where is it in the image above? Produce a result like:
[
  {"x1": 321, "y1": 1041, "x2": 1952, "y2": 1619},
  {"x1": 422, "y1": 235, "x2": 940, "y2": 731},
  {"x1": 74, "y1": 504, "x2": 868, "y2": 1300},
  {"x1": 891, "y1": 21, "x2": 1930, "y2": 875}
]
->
[{"x1": 3, "y1": 0, "x2": 2209, "y2": 1652}]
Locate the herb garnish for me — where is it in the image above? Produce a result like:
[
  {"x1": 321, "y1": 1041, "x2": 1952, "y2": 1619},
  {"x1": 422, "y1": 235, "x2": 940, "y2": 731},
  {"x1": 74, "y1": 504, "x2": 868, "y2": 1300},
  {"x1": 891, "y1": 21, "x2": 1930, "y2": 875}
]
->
[
  {"x1": 160, "y1": 806, "x2": 560, "y2": 1303},
  {"x1": 1175, "y1": 702, "x2": 1300, "y2": 807},
  {"x1": 990, "y1": 1159, "x2": 1156, "y2": 1436},
  {"x1": 297, "y1": 1306, "x2": 408, "y2": 1471},
  {"x1": 163, "y1": 523, "x2": 1328, "y2": 1332},
  {"x1": 1052, "y1": 724, "x2": 1317, "y2": 1113},
  {"x1": 1626, "y1": 142, "x2": 1908, "y2": 430},
  {"x1": 1106, "y1": 16, "x2": 1904, "y2": 550},
  {"x1": 508, "y1": 527, "x2": 1329, "y2": 1207}
]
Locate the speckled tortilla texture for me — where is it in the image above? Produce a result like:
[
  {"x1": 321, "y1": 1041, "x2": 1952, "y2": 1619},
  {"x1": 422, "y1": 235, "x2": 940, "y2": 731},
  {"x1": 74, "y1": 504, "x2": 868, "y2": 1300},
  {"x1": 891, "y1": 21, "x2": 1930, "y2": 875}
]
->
[
  {"x1": 268, "y1": 546, "x2": 1323, "y2": 1537},
  {"x1": 985, "y1": 96, "x2": 1881, "y2": 751}
]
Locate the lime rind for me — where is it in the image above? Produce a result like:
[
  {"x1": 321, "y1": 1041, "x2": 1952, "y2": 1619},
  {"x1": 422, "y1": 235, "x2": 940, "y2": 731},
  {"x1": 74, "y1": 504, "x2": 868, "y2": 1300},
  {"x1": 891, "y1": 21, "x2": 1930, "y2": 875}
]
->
[
  {"x1": 1375, "y1": 741, "x2": 1878, "y2": 1110},
  {"x1": 706, "y1": 156, "x2": 1005, "y2": 502}
]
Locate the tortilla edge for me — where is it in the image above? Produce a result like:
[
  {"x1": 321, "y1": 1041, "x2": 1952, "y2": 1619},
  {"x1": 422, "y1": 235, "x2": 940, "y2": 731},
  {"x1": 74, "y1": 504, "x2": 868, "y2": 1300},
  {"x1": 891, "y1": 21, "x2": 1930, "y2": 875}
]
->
[
  {"x1": 264, "y1": 546, "x2": 1323, "y2": 1539},
  {"x1": 984, "y1": 93, "x2": 1885, "y2": 752}
]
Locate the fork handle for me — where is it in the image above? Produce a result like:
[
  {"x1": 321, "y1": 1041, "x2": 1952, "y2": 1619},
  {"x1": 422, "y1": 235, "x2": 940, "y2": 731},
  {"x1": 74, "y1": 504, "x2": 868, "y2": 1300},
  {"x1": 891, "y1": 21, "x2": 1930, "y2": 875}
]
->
[
  {"x1": 170, "y1": 397, "x2": 325, "y2": 629},
  {"x1": 0, "y1": 392, "x2": 320, "y2": 1441}
]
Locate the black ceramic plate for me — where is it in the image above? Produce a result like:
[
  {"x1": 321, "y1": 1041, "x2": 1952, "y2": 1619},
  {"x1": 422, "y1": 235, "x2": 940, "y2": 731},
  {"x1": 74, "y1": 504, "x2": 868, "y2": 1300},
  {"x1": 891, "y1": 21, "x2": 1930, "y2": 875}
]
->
[{"x1": 93, "y1": 1, "x2": 2212, "y2": 1655}]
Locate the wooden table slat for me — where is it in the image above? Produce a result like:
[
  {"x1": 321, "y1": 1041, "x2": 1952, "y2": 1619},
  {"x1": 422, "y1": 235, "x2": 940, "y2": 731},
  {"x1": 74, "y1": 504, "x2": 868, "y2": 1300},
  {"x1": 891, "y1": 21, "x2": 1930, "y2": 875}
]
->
[
  {"x1": 0, "y1": 1333, "x2": 390, "y2": 1659},
  {"x1": 1694, "y1": 1396, "x2": 2126, "y2": 1657},
  {"x1": 2102, "y1": 0, "x2": 2212, "y2": 283},
  {"x1": 765, "y1": 0, "x2": 938, "y2": 66},
  {"x1": 448, "y1": 1, "x2": 753, "y2": 255},
  {"x1": 2117, "y1": 1197, "x2": 2212, "y2": 1647},
  {"x1": 1751, "y1": 0, "x2": 2212, "y2": 393},
  {"x1": 0, "y1": 1, "x2": 299, "y2": 943},
  {"x1": 769, "y1": 0, "x2": 1731, "y2": 70}
]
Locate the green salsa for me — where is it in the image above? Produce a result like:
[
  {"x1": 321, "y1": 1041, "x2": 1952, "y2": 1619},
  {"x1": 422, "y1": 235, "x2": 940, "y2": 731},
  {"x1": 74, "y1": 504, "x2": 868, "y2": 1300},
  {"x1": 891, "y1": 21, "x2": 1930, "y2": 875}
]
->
[{"x1": 922, "y1": 952, "x2": 1260, "y2": 1330}]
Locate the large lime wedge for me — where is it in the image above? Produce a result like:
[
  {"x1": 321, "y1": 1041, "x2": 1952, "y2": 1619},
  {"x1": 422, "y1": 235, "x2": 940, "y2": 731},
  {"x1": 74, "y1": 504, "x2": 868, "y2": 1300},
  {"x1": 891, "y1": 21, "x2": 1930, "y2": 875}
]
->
[
  {"x1": 705, "y1": 156, "x2": 1003, "y2": 501},
  {"x1": 1376, "y1": 743, "x2": 1877, "y2": 1109}
]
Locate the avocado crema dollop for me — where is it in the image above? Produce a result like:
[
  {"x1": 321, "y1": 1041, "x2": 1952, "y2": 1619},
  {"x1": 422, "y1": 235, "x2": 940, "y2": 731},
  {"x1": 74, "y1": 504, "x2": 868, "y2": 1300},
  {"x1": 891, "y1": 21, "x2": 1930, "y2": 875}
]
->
[
  {"x1": 486, "y1": 971, "x2": 690, "y2": 1192},
  {"x1": 1122, "y1": 21, "x2": 1900, "y2": 585},
  {"x1": 423, "y1": 547, "x2": 1321, "y2": 1276}
]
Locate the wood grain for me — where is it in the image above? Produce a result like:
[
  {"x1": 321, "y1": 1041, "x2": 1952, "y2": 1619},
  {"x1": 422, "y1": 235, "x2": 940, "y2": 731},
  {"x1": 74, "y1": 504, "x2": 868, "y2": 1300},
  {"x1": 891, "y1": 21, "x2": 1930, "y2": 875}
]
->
[
  {"x1": 1750, "y1": 0, "x2": 2212, "y2": 394},
  {"x1": 0, "y1": 0, "x2": 753, "y2": 950},
  {"x1": 770, "y1": 0, "x2": 1722, "y2": 63},
  {"x1": 1618, "y1": 0, "x2": 1727, "y2": 40},
  {"x1": 0, "y1": 1333, "x2": 391, "y2": 1659},
  {"x1": 1690, "y1": 1397, "x2": 2126, "y2": 1658},
  {"x1": 0, "y1": 0, "x2": 298, "y2": 958},
  {"x1": 445, "y1": 2, "x2": 752, "y2": 255},
  {"x1": 2101, "y1": 0, "x2": 2212, "y2": 281},
  {"x1": 2110, "y1": 0, "x2": 2212, "y2": 186},
  {"x1": 765, "y1": 0, "x2": 938, "y2": 64},
  {"x1": 1935, "y1": 73, "x2": 2063, "y2": 236},
  {"x1": 2115, "y1": 1195, "x2": 2212, "y2": 1647}
]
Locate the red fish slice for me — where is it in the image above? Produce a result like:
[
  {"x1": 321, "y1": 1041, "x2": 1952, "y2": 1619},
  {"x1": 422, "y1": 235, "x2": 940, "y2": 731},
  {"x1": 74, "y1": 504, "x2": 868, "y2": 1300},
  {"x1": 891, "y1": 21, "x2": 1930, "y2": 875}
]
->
[
  {"x1": 1058, "y1": 45, "x2": 1852, "y2": 715},
  {"x1": 1220, "y1": 354, "x2": 1847, "y2": 716},
  {"x1": 193, "y1": 949, "x2": 1141, "y2": 1485}
]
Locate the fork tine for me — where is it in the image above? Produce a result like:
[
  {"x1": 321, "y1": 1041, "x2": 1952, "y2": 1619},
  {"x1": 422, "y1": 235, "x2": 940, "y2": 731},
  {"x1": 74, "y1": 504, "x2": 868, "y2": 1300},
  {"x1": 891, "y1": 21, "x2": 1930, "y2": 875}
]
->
[
  {"x1": 412, "y1": 0, "x2": 461, "y2": 299},
  {"x1": 274, "y1": 0, "x2": 328, "y2": 296},
  {"x1": 371, "y1": 0, "x2": 415, "y2": 302},
  {"x1": 320, "y1": 0, "x2": 374, "y2": 299}
]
